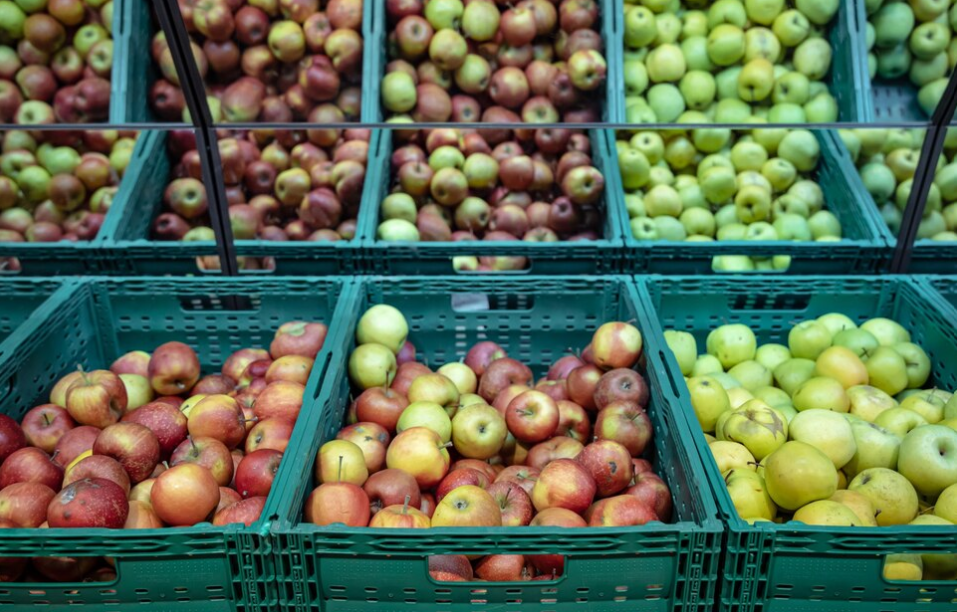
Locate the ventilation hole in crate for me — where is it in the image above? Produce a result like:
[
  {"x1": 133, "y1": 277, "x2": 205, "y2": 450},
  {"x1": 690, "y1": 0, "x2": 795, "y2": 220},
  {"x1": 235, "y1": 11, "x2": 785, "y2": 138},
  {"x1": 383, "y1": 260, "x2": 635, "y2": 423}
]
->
[
  {"x1": 206, "y1": 586, "x2": 223, "y2": 592},
  {"x1": 435, "y1": 588, "x2": 451, "y2": 595},
  {"x1": 577, "y1": 588, "x2": 590, "y2": 594},
  {"x1": 471, "y1": 589, "x2": 488, "y2": 595},
  {"x1": 403, "y1": 588, "x2": 416, "y2": 595},
  {"x1": 919, "y1": 588, "x2": 937, "y2": 594},
  {"x1": 616, "y1": 586, "x2": 630, "y2": 593},
  {"x1": 851, "y1": 587, "x2": 865, "y2": 593},
  {"x1": 575, "y1": 598, "x2": 589, "y2": 603},
  {"x1": 541, "y1": 598, "x2": 557, "y2": 604},
  {"x1": 506, "y1": 588, "x2": 522, "y2": 595},
  {"x1": 436, "y1": 599, "x2": 451, "y2": 604},
  {"x1": 174, "y1": 587, "x2": 188, "y2": 593},
  {"x1": 329, "y1": 585, "x2": 346, "y2": 592},
  {"x1": 507, "y1": 598, "x2": 523, "y2": 604},
  {"x1": 405, "y1": 599, "x2": 417, "y2": 604},
  {"x1": 540, "y1": 588, "x2": 557, "y2": 594},
  {"x1": 331, "y1": 596, "x2": 346, "y2": 602},
  {"x1": 811, "y1": 586, "x2": 825, "y2": 592},
  {"x1": 366, "y1": 598, "x2": 378, "y2": 603},
  {"x1": 365, "y1": 587, "x2": 377, "y2": 594},
  {"x1": 645, "y1": 595, "x2": 662, "y2": 601},
  {"x1": 884, "y1": 588, "x2": 901, "y2": 594},
  {"x1": 135, "y1": 589, "x2": 149, "y2": 595},
  {"x1": 614, "y1": 596, "x2": 627, "y2": 602},
  {"x1": 777, "y1": 584, "x2": 793, "y2": 591}
]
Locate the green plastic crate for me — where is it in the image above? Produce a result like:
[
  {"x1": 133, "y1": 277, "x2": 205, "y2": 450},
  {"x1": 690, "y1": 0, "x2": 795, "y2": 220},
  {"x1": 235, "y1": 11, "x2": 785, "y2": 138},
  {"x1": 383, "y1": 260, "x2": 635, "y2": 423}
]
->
[
  {"x1": 615, "y1": 0, "x2": 869, "y2": 123},
  {"x1": 0, "y1": 279, "x2": 68, "y2": 363},
  {"x1": 109, "y1": 0, "x2": 157, "y2": 123},
  {"x1": 269, "y1": 275, "x2": 722, "y2": 612},
  {"x1": 637, "y1": 275, "x2": 957, "y2": 612},
  {"x1": 357, "y1": 130, "x2": 626, "y2": 274},
  {"x1": 0, "y1": 276, "x2": 351, "y2": 610},
  {"x1": 920, "y1": 275, "x2": 957, "y2": 313},
  {"x1": 361, "y1": 1, "x2": 619, "y2": 123},
  {"x1": 613, "y1": 130, "x2": 893, "y2": 274}
]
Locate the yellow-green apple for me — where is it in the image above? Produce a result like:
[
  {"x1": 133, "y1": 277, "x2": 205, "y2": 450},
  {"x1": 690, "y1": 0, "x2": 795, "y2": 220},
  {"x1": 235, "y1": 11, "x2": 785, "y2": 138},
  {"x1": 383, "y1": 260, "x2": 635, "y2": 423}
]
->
[
  {"x1": 893, "y1": 342, "x2": 931, "y2": 389},
  {"x1": 148, "y1": 341, "x2": 201, "y2": 395},
  {"x1": 247, "y1": 417, "x2": 295, "y2": 454},
  {"x1": 474, "y1": 554, "x2": 527, "y2": 581},
  {"x1": 213, "y1": 496, "x2": 267, "y2": 527},
  {"x1": 787, "y1": 409, "x2": 856, "y2": 469},
  {"x1": 594, "y1": 368, "x2": 649, "y2": 410},
  {"x1": 187, "y1": 394, "x2": 246, "y2": 449},
  {"x1": 865, "y1": 347, "x2": 908, "y2": 396},
  {"x1": 556, "y1": 400, "x2": 591, "y2": 443},
  {"x1": 354, "y1": 387, "x2": 409, "y2": 433},
  {"x1": 47, "y1": 477, "x2": 129, "y2": 529},
  {"x1": 464, "y1": 341, "x2": 507, "y2": 376},
  {"x1": 486, "y1": 480, "x2": 533, "y2": 526},
  {"x1": 764, "y1": 441, "x2": 838, "y2": 511},
  {"x1": 829, "y1": 490, "x2": 879, "y2": 526},
  {"x1": 848, "y1": 467, "x2": 919, "y2": 526},
  {"x1": 788, "y1": 320, "x2": 832, "y2": 360},
  {"x1": 728, "y1": 361, "x2": 773, "y2": 392},
  {"x1": 119, "y1": 374, "x2": 154, "y2": 411},
  {"x1": 303, "y1": 481, "x2": 370, "y2": 526},
  {"x1": 899, "y1": 391, "x2": 948, "y2": 424},
  {"x1": 363, "y1": 468, "x2": 421, "y2": 515},
  {"x1": 814, "y1": 346, "x2": 868, "y2": 389},
  {"x1": 253, "y1": 381, "x2": 305, "y2": 422},
  {"x1": 586, "y1": 494, "x2": 657, "y2": 526},
  {"x1": 386, "y1": 427, "x2": 450, "y2": 488},
  {"x1": 64, "y1": 454, "x2": 131, "y2": 494},
  {"x1": 0, "y1": 482, "x2": 55, "y2": 527},
  {"x1": 336, "y1": 422, "x2": 389, "y2": 473},
  {"x1": 907, "y1": 515, "x2": 957, "y2": 577},
  {"x1": 664, "y1": 330, "x2": 697, "y2": 376},
  {"x1": 594, "y1": 401, "x2": 653, "y2": 457},
  {"x1": 625, "y1": 472, "x2": 672, "y2": 521},
  {"x1": 0, "y1": 447, "x2": 62, "y2": 490},
  {"x1": 792, "y1": 500, "x2": 862, "y2": 526},
  {"x1": 875, "y1": 408, "x2": 927, "y2": 438},
  {"x1": 270, "y1": 321, "x2": 328, "y2": 359},
  {"x1": 590, "y1": 322, "x2": 642, "y2": 370},
  {"x1": 408, "y1": 374, "x2": 460, "y2": 417},
  {"x1": 397, "y1": 401, "x2": 452, "y2": 443},
  {"x1": 495, "y1": 465, "x2": 539, "y2": 495},
  {"x1": 793, "y1": 377, "x2": 850, "y2": 413},
  {"x1": 435, "y1": 468, "x2": 490, "y2": 503},
  {"x1": 724, "y1": 469, "x2": 776, "y2": 521},
  {"x1": 727, "y1": 388, "x2": 755, "y2": 410},
  {"x1": 316, "y1": 439, "x2": 368, "y2": 486},
  {"x1": 935, "y1": 483, "x2": 957, "y2": 523},
  {"x1": 65, "y1": 369, "x2": 127, "y2": 428},
  {"x1": 897, "y1": 425, "x2": 957, "y2": 498},
  {"x1": 706, "y1": 324, "x2": 757, "y2": 369},
  {"x1": 526, "y1": 436, "x2": 583, "y2": 470},
  {"x1": 151, "y1": 463, "x2": 220, "y2": 526},
  {"x1": 883, "y1": 554, "x2": 923, "y2": 581},
  {"x1": 755, "y1": 344, "x2": 792, "y2": 373},
  {"x1": 833, "y1": 328, "x2": 880, "y2": 359},
  {"x1": 431, "y1": 485, "x2": 501, "y2": 527},
  {"x1": 478, "y1": 358, "x2": 532, "y2": 402},
  {"x1": 93, "y1": 422, "x2": 161, "y2": 484},
  {"x1": 53, "y1": 425, "x2": 99, "y2": 468},
  {"x1": 687, "y1": 376, "x2": 731, "y2": 433},
  {"x1": 565, "y1": 364, "x2": 602, "y2": 412},
  {"x1": 369, "y1": 498, "x2": 431, "y2": 528},
  {"x1": 437, "y1": 363, "x2": 477, "y2": 395},
  {"x1": 451, "y1": 404, "x2": 507, "y2": 459},
  {"x1": 506, "y1": 390, "x2": 559, "y2": 444},
  {"x1": 577, "y1": 439, "x2": 633, "y2": 497},
  {"x1": 531, "y1": 458, "x2": 596, "y2": 513},
  {"x1": 356, "y1": 304, "x2": 408, "y2": 354},
  {"x1": 716, "y1": 399, "x2": 788, "y2": 461},
  {"x1": 110, "y1": 350, "x2": 151, "y2": 377},
  {"x1": 773, "y1": 358, "x2": 816, "y2": 397},
  {"x1": 20, "y1": 404, "x2": 72, "y2": 453},
  {"x1": 265, "y1": 355, "x2": 314, "y2": 385},
  {"x1": 847, "y1": 385, "x2": 897, "y2": 422},
  {"x1": 349, "y1": 343, "x2": 397, "y2": 390},
  {"x1": 235, "y1": 449, "x2": 282, "y2": 498},
  {"x1": 860, "y1": 318, "x2": 910, "y2": 346},
  {"x1": 170, "y1": 436, "x2": 234, "y2": 487},
  {"x1": 709, "y1": 440, "x2": 756, "y2": 474}
]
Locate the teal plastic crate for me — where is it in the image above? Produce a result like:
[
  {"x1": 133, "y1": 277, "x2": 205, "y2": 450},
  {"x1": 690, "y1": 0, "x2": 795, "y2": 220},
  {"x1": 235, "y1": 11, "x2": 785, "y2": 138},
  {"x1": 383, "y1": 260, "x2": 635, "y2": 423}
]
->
[
  {"x1": 0, "y1": 279, "x2": 67, "y2": 363},
  {"x1": 109, "y1": 0, "x2": 156, "y2": 123},
  {"x1": 637, "y1": 275, "x2": 957, "y2": 612},
  {"x1": 615, "y1": 0, "x2": 868, "y2": 123},
  {"x1": 613, "y1": 130, "x2": 893, "y2": 273},
  {"x1": 921, "y1": 275, "x2": 957, "y2": 314},
  {"x1": 269, "y1": 275, "x2": 723, "y2": 612},
  {"x1": 358, "y1": 130, "x2": 626, "y2": 274},
  {"x1": 361, "y1": 1, "x2": 619, "y2": 123},
  {"x1": 0, "y1": 276, "x2": 351, "y2": 610}
]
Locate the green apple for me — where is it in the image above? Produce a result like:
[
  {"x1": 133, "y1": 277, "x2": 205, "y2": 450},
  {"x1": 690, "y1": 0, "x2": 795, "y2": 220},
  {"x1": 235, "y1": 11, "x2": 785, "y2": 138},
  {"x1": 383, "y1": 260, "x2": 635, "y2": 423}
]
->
[
  {"x1": 883, "y1": 554, "x2": 923, "y2": 581},
  {"x1": 912, "y1": 0, "x2": 949, "y2": 21},
  {"x1": 793, "y1": 499, "x2": 863, "y2": 526},
  {"x1": 625, "y1": 6, "x2": 657, "y2": 48},
  {"x1": 744, "y1": 221, "x2": 778, "y2": 241},
  {"x1": 755, "y1": 343, "x2": 791, "y2": 372},
  {"x1": 681, "y1": 36, "x2": 714, "y2": 72},
  {"x1": 461, "y1": 0, "x2": 498, "y2": 41},
  {"x1": 714, "y1": 66, "x2": 744, "y2": 100},
  {"x1": 631, "y1": 132, "x2": 665, "y2": 164},
  {"x1": 843, "y1": 419, "x2": 901, "y2": 478},
  {"x1": 767, "y1": 103, "x2": 807, "y2": 123},
  {"x1": 772, "y1": 71, "x2": 811, "y2": 105},
  {"x1": 630, "y1": 217, "x2": 659, "y2": 240},
  {"x1": 791, "y1": 178, "x2": 826, "y2": 209},
  {"x1": 918, "y1": 211, "x2": 948, "y2": 239},
  {"x1": 644, "y1": 184, "x2": 682, "y2": 217},
  {"x1": 688, "y1": 376, "x2": 732, "y2": 432},
  {"x1": 728, "y1": 360, "x2": 773, "y2": 391},
  {"x1": 665, "y1": 330, "x2": 698, "y2": 375},
  {"x1": 348, "y1": 343, "x2": 398, "y2": 390},
  {"x1": 875, "y1": 407, "x2": 929, "y2": 437},
  {"x1": 623, "y1": 60, "x2": 649, "y2": 97},
  {"x1": 753, "y1": 385, "x2": 793, "y2": 409},
  {"x1": 910, "y1": 51, "x2": 949, "y2": 86},
  {"x1": 860, "y1": 162, "x2": 897, "y2": 204},
  {"x1": 873, "y1": 2, "x2": 916, "y2": 48},
  {"x1": 378, "y1": 219, "x2": 420, "y2": 241},
  {"x1": 653, "y1": 216, "x2": 687, "y2": 240},
  {"x1": 804, "y1": 92, "x2": 839, "y2": 123},
  {"x1": 707, "y1": 24, "x2": 746, "y2": 66},
  {"x1": 682, "y1": 9, "x2": 709, "y2": 38},
  {"x1": 744, "y1": 27, "x2": 782, "y2": 63},
  {"x1": 788, "y1": 320, "x2": 832, "y2": 360},
  {"x1": 647, "y1": 84, "x2": 686, "y2": 122},
  {"x1": 424, "y1": 0, "x2": 463, "y2": 30},
  {"x1": 679, "y1": 70, "x2": 717, "y2": 110},
  {"x1": 764, "y1": 440, "x2": 838, "y2": 511},
  {"x1": 647, "y1": 44, "x2": 687, "y2": 82},
  {"x1": 793, "y1": 38, "x2": 832, "y2": 80},
  {"x1": 772, "y1": 9, "x2": 810, "y2": 47},
  {"x1": 908, "y1": 515, "x2": 957, "y2": 577},
  {"x1": 693, "y1": 128, "x2": 733, "y2": 154},
  {"x1": 653, "y1": 12, "x2": 682, "y2": 45},
  {"x1": 708, "y1": 0, "x2": 748, "y2": 29},
  {"x1": 778, "y1": 130, "x2": 820, "y2": 172},
  {"x1": 744, "y1": 0, "x2": 785, "y2": 25},
  {"x1": 0, "y1": 1, "x2": 26, "y2": 41},
  {"x1": 833, "y1": 328, "x2": 880, "y2": 359},
  {"x1": 680, "y1": 207, "x2": 717, "y2": 236},
  {"x1": 381, "y1": 193, "x2": 417, "y2": 223},
  {"x1": 712, "y1": 255, "x2": 757, "y2": 272},
  {"x1": 710, "y1": 440, "x2": 756, "y2": 473},
  {"x1": 773, "y1": 358, "x2": 817, "y2": 397},
  {"x1": 946, "y1": 394, "x2": 957, "y2": 421},
  {"x1": 707, "y1": 324, "x2": 758, "y2": 369},
  {"x1": 892, "y1": 342, "x2": 931, "y2": 389},
  {"x1": 625, "y1": 194, "x2": 646, "y2": 218},
  {"x1": 693, "y1": 354, "x2": 725, "y2": 377},
  {"x1": 789, "y1": 409, "x2": 856, "y2": 468},
  {"x1": 864, "y1": 347, "x2": 909, "y2": 396},
  {"x1": 808, "y1": 211, "x2": 842, "y2": 239},
  {"x1": 918, "y1": 78, "x2": 949, "y2": 116},
  {"x1": 847, "y1": 385, "x2": 898, "y2": 422},
  {"x1": 793, "y1": 376, "x2": 850, "y2": 413},
  {"x1": 737, "y1": 170, "x2": 773, "y2": 193},
  {"x1": 861, "y1": 318, "x2": 911, "y2": 346},
  {"x1": 817, "y1": 313, "x2": 858, "y2": 338},
  {"x1": 795, "y1": 0, "x2": 838, "y2": 25},
  {"x1": 619, "y1": 148, "x2": 651, "y2": 190},
  {"x1": 899, "y1": 391, "x2": 948, "y2": 424},
  {"x1": 935, "y1": 483, "x2": 957, "y2": 523},
  {"x1": 839, "y1": 129, "x2": 862, "y2": 162},
  {"x1": 679, "y1": 183, "x2": 708, "y2": 211},
  {"x1": 357, "y1": 304, "x2": 409, "y2": 353},
  {"x1": 700, "y1": 166, "x2": 737, "y2": 205},
  {"x1": 397, "y1": 401, "x2": 452, "y2": 443},
  {"x1": 909, "y1": 22, "x2": 950, "y2": 61},
  {"x1": 381, "y1": 72, "x2": 417, "y2": 113},
  {"x1": 849, "y1": 467, "x2": 919, "y2": 526},
  {"x1": 649, "y1": 164, "x2": 676, "y2": 187},
  {"x1": 714, "y1": 98, "x2": 753, "y2": 123},
  {"x1": 897, "y1": 425, "x2": 957, "y2": 498},
  {"x1": 717, "y1": 399, "x2": 789, "y2": 460},
  {"x1": 726, "y1": 469, "x2": 777, "y2": 520},
  {"x1": 734, "y1": 185, "x2": 771, "y2": 223},
  {"x1": 772, "y1": 213, "x2": 812, "y2": 241}
]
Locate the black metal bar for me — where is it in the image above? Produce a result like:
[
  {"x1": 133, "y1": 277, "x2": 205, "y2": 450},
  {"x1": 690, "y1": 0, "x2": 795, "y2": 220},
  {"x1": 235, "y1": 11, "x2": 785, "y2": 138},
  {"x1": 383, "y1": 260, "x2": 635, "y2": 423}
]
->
[
  {"x1": 152, "y1": 0, "x2": 211, "y2": 128},
  {"x1": 195, "y1": 128, "x2": 240, "y2": 279}
]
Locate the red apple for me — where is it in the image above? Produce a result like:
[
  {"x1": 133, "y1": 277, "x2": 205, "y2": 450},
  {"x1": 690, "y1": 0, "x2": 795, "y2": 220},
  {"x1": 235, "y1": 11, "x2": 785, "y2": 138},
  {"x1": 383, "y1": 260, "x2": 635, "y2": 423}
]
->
[
  {"x1": 529, "y1": 506, "x2": 587, "y2": 527},
  {"x1": 170, "y1": 436, "x2": 234, "y2": 487},
  {"x1": 369, "y1": 496, "x2": 431, "y2": 528},
  {"x1": 548, "y1": 355, "x2": 584, "y2": 381},
  {"x1": 586, "y1": 495, "x2": 656, "y2": 527},
  {"x1": 110, "y1": 351, "x2": 150, "y2": 377},
  {"x1": 216, "y1": 487, "x2": 243, "y2": 514},
  {"x1": 92, "y1": 422, "x2": 161, "y2": 484},
  {"x1": 530, "y1": 458, "x2": 595, "y2": 514},
  {"x1": 594, "y1": 402, "x2": 653, "y2": 457},
  {"x1": 265, "y1": 355, "x2": 314, "y2": 385},
  {"x1": 478, "y1": 358, "x2": 533, "y2": 402},
  {"x1": 222, "y1": 348, "x2": 271, "y2": 382},
  {"x1": 0, "y1": 414, "x2": 26, "y2": 464},
  {"x1": 465, "y1": 341, "x2": 507, "y2": 376},
  {"x1": 64, "y1": 454, "x2": 131, "y2": 494},
  {"x1": 53, "y1": 425, "x2": 100, "y2": 468},
  {"x1": 246, "y1": 418, "x2": 294, "y2": 454},
  {"x1": 270, "y1": 321, "x2": 328, "y2": 359},
  {"x1": 48, "y1": 478, "x2": 129, "y2": 529},
  {"x1": 192, "y1": 374, "x2": 236, "y2": 396},
  {"x1": 594, "y1": 369, "x2": 649, "y2": 410},
  {"x1": 486, "y1": 480, "x2": 533, "y2": 526},
  {"x1": 20, "y1": 404, "x2": 74, "y2": 453},
  {"x1": 577, "y1": 440, "x2": 633, "y2": 497},
  {"x1": 363, "y1": 468, "x2": 420, "y2": 514},
  {"x1": 591, "y1": 323, "x2": 643, "y2": 371},
  {"x1": 505, "y1": 390, "x2": 559, "y2": 444},
  {"x1": 235, "y1": 449, "x2": 282, "y2": 498},
  {"x1": 491, "y1": 384, "x2": 531, "y2": 417},
  {"x1": 565, "y1": 365, "x2": 602, "y2": 411},
  {"x1": 625, "y1": 473, "x2": 672, "y2": 521},
  {"x1": 632, "y1": 458, "x2": 653, "y2": 475},
  {"x1": 151, "y1": 463, "x2": 220, "y2": 526},
  {"x1": 0, "y1": 482, "x2": 55, "y2": 527},
  {"x1": 435, "y1": 468, "x2": 490, "y2": 503},
  {"x1": 213, "y1": 496, "x2": 267, "y2": 526},
  {"x1": 534, "y1": 379, "x2": 567, "y2": 403},
  {"x1": 187, "y1": 394, "x2": 247, "y2": 450},
  {"x1": 475, "y1": 554, "x2": 527, "y2": 581},
  {"x1": 253, "y1": 381, "x2": 305, "y2": 422},
  {"x1": 336, "y1": 422, "x2": 389, "y2": 473},
  {"x1": 0, "y1": 447, "x2": 62, "y2": 490},
  {"x1": 494, "y1": 465, "x2": 539, "y2": 495},
  {"x1": 526, "y1": 436, "x2": 584, "y2": 470},
  {"x1": 555, "y1": 400, "x2": 591, "y2": 443},
  {"x1": 65, "y1": 369, "x2": 127, "y2": 428},
  {"x1": 148, "y1": 342, "x2": 201, "y2": 395},
  {"x1": 448, "y1": 459, "x2": 498, "y2": 484},
  {"x1": 429, "y1": 555, "x2": 473, "y2": 580},
  {"x1": 121, "y1": 401, "x2": 188, "y2": 459},
  {"x1": 354, "y1": 387, "x2": 410, "y2": 433}
]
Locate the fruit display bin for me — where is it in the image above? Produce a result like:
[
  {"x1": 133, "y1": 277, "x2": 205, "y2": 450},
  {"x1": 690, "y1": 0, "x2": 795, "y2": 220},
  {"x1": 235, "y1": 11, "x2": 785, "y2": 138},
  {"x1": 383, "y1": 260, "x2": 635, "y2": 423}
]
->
[
  {"x1": 0, "y1": 278, "x2": 68, "y2": 363},
  {"x1": 109, "y1": 0, "x2": 157, "y2": 123},
  {"x1": 360, "y1": 0, "x2": 621, "y2": 123},
  {"x1": 0, "y1": 275, "x2": 352, "y2": 610},
  {"x1": 921, "y1": 275, "x2": 957, "y2": 315},
  {"x1": 636, "y1": 275, "x2": 957, "y2": 612},
  {"x1": 613, "y1": 0, "x2": 870, "y2": 123},
  {"x1": 614, "y1": 130, "x2": 893, "y2": 274},
  {"x1": 266, "y1": 275, "x2": 723, "y2": 612},
  {"x1": 357, "y1": 130, "x2": 626, "y2": 274}
]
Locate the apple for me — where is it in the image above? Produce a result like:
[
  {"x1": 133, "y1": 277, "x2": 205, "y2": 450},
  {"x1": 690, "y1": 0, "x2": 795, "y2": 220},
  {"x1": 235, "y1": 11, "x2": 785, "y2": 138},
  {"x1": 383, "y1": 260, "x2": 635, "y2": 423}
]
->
[
  {"x1": 687, "y1": 376, "x2": 732, "y2": 433},
  {"x1": 357, "y1": 305, "x2": 408, "y2": 354},
  {"x1": 53, "y1": 425, "x2": 99, "y2": 468},
  {"x1": 386, "y1": 427, "x2": 449, "y2": 488},
  {"x1": 626, "y1": 472, "x2": 672, "y2": 521},
  {"x1": 64, "y1": 454, "x2": 131, "y2": 494},
  {"x1": 47, "y1": 478, "x2": 129, "y2": 529},
  {"x1": 213, "y1": 496, "x2": 267, "y2": 527},
  {"x1": 787, "y1": 409, "x2": 856, "y2": 469},
  {"x1": 253, "y1": 381, "x2": 305, "y2": 422},
  {"x1": 110, "y1": 351, "x2": 151, "y2": 377},
  {"x1": 594, "y1": 368, "x2": 649, "y2": 410},
  {"x1": 19, "y1": 404, "x2": 73, "y2": 453},
  {"x1": 590, "y1": 322, "x2": 643, "y2": 370},
  {"x1": 304, "y1": 481, "x2": 370, "y2": 527},
  {"x1": 363, "y1": 468, "x2": 421, "y2": 514},
  {"x1": 475, "y1": 554, "x2": 527, "y2": 581},
  {"x1": 478, "y1": 358, "x2": 532, "y2": 402},
  {"x1": 316, "y1": 439, "x2": 367, "y2": 486},
  {"x1": 369, "y1": 497, "x2": 431, "y2": 528},
  {"x1": 354, "y1": 387, "x2": 409, "y2": 433},
  {"x1": 556, "y1": 399, "x2": 591, "y2": 443},
  {"x1": 235, "y1": 449, "x2": 282, "y2": 499},
  {"x1": 170, "y1": 436, "x2": 234, "y2": 487},
  {"x1": 431, "y1": 485, "x2": 501, "y2": 527},
  {"x1": 897, "y1": 425, "x2": 957, "y2": 498},
  {"x1": 151, "y1": 464, "x2": 220, "y2": 526},
  {"x1": 594, "y1": 401, "x2": 653, "y2": 457},
  {"x1": 349, "y1": 343, "x2": 397, "y2": 390},
  {"x1": 764, "y1": 441, "x2": 838, "y2": 511},
  {"x1": 270, "y1": 321, "x2": 327, "y2": 359},
  {"x1": 65, "y1": 369, "x2": 127, "y2": 428},
  {"x1": 465, "y1": 341, "x2": 507, "y2": 376},
  {"x1": 451, "y1": 404, "x2": 507, "y2": 459},
  {"x1": 578, "y1": 440, "x2": 634, "y2": 497},
  {"x1": 717, "y1": 400, "x2": 788, "y2": 461},
  {"x1": 93, "y1": 422, "x2": 161, "y2": 484},
  {"x1": 0, "y1": 446, "x2": 62, "y2": 490},
  {"x1": 0, "y1": 481, "x2": 54, "y2": 527},
  {"x1": 407, "y1": 374, "x2": 460, "y2": 417},
  {"x1": 148, "y1": 342, "x2": 201, "y2": 395},
  {"x1": 587, "y1": 494, "x2": 658, "y2": 527},
  {"x1": 848, "y1": 468, "x2": 919, "y2": 526},
  {"x1": 566, "y1": 365, "x2": 603, "y2": 411},
  {"x1": 506, "y1": 390, "x2": 559, "y2": 444},
  {"x1": 531, "y1": 458, "x2": 596, "y2": 514}
]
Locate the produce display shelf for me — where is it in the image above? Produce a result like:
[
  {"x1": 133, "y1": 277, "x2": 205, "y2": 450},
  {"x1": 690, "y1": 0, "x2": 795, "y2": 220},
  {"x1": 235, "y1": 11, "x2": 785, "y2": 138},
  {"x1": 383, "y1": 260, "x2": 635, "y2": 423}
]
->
[
  {"x1": 360, "y1": 0, "x2": 620, "y2": 124},
  {"x1": 637, "y1": 275, "x2": 957, "y2": 612},
  {"x1": 357, "y1": 130, "x2": 627, "y2": 275},
  {"x1": 0, "y1": 276, "x2": 352, "y2": 610},
  {"x1": 613, "y1": 130, "x2": 893, "y2": 274},
  {"x1": 267, "y1": 275, "x2": 722, "y2": 612}
]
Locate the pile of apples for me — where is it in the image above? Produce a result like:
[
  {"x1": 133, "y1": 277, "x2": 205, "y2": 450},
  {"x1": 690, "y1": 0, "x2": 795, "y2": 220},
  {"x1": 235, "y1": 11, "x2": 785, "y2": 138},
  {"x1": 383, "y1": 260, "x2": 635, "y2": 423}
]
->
[
  {"x1": 622, "y1": 0, "x2": 841, "y2": 123},
  {"x1": 667, "y1": 314, "x2": 957, "y2": 579},
  {"x1": 303, "y1": 304, "x2": 672, "y2": 581},
  {"x1": 377, "y1": 127, "x2": 605, "y2": 270},
  {"x1": 0, "y1": 129, "x2": 133, "y2": 244},
  {"x1": 617, "y1": 127, "x2": 843, "y2": 272},
  {"x1": 864, "y1": 0, "x2": 953, "y2": 116},
  {"x1": 380, "y1": 0, "x2": 608, "y2": 123},
  {"x1": 0, "y1": 320, "x2": 328, "y2": 583},
  {"x1": 154, "y1": 127, "x2": 368, "y2": 255},
  {"x1": 841, "y1": 127, "x2": 957, "y2": 241},
  {"x1": 0, "y1": 0, "x2": 114, "y2": 124},
  {"x1": 151, "y1": 0, "x2": 362, "y2": 123}
]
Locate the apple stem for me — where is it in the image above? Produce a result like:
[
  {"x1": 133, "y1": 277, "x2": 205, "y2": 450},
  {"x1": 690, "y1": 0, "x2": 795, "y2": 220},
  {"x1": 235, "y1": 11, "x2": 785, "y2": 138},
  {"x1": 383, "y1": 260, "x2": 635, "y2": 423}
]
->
[
  {"x1": 43, "y1": 412, "x2": 51, "y2": 426},
  {"x1": 443, "y1": 441, "x2": 454, "y2": 448},
  {"x1": 76, "y1": 364, "x2": 92, "y2": 386},
  {"x1": 49, "y1": 449, "x2": 59, "y2": 462},
  {"x1": 402, "y1": 494, "x2": 411, "y2": 515},
  {"x1": 188, "y1": 435, "x2": 197, "y2": 453}
]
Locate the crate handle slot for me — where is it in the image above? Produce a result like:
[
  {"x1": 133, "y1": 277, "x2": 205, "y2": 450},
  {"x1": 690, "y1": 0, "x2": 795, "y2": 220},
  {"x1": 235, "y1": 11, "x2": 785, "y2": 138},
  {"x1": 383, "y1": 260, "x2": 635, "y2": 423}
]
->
[{"x1": 451, "y1": 294, "x2": 536, "y2": 312}]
